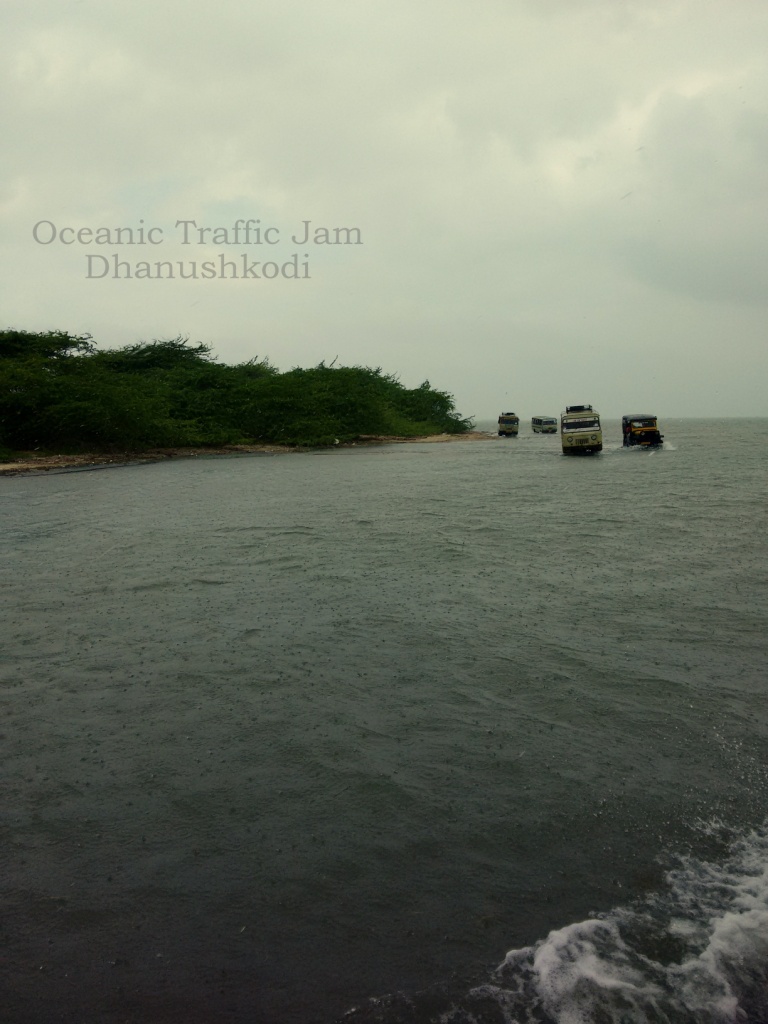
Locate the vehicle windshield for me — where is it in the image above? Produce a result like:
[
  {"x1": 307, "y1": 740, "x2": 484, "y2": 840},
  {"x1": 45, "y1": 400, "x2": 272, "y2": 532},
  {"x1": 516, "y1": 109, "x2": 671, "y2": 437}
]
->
[
  {"x1": 562, "y1": 418, "x2": 599, "y2": 430},
  {"x1": 631, "y1": 420, "x2": 656, "y2": 428}
]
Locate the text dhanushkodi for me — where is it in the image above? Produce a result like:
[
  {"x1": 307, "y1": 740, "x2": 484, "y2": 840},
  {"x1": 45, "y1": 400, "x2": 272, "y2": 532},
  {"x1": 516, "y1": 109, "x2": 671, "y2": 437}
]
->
[{"x1": 32, "y1": 219, "x2": 363, "y2": 280}]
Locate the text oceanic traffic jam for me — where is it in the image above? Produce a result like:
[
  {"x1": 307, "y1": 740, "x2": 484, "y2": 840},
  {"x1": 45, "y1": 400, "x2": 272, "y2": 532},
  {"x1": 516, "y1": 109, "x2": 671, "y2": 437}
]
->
[{"x1": 31, "y1": 219, "x2": 363, "y2": 280}]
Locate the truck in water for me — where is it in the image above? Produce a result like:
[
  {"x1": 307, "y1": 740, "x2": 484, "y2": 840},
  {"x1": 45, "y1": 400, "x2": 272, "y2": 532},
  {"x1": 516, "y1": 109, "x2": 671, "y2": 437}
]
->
[
  {"x1": 498, "y1": 412, "x2": 519, "y2": 437},
  {"x1": 560, "y1": 405, "x2": 602, "y2": 454},
  {"x1": 622, "y1": 414, "x2": 664, "y2": 447},
  {"x1": 532, "y1": 416, "x2": 558, "y2": 434}
]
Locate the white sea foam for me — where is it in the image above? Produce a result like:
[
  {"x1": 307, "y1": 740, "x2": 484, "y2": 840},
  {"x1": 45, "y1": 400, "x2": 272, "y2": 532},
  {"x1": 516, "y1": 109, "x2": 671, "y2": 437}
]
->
[{"x1": 479, "y1": 824, "x2": 768, "y2": 1023}]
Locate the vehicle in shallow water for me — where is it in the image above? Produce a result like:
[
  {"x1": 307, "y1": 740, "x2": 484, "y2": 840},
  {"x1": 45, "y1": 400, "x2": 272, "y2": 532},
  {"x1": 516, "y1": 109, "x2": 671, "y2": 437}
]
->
[
  {"x1": 498, "y1": 412, "x2": 519, "y2": 436},
  {"x1": 622, "y1": 414, "x2": 664, "y2": 447},
  {"x1": 531, "y1": 416, "x2": 558, "y2": 434},
  {"x1": 561, "y1": 405, "x2": 602, "y2": 454}
]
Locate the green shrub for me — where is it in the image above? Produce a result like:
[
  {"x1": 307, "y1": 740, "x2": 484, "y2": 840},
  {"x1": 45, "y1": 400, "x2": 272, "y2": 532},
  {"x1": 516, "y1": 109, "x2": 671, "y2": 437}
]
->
[{"x1": 0, "y1": 330, "x2": 472, "y2": 452}]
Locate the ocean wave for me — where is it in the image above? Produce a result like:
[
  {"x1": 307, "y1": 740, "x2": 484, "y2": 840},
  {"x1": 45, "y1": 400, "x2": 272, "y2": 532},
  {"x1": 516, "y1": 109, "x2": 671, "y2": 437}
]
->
[{"x1": 344, "y1": 823, "x2": 768, "y2": 1023}]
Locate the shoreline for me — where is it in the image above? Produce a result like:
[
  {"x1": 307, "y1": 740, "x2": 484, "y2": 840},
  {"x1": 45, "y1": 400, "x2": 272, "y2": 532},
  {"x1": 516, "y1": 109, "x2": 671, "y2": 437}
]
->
[{"x1": 0, "y1": 431, "x2": 495, "y2": 475}]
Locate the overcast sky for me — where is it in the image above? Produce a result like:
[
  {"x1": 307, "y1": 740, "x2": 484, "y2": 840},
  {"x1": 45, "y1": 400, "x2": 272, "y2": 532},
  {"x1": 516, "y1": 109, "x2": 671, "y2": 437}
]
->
[{"x1": 2, "y1": 0, "x2": 767, "y2": 418}]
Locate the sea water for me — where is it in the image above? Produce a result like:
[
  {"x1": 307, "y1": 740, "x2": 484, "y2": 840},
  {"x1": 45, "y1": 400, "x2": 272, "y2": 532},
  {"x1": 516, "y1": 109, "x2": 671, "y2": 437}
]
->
[{"x1": 1, "y1": 419, "x2": 767, "y2": 1023}]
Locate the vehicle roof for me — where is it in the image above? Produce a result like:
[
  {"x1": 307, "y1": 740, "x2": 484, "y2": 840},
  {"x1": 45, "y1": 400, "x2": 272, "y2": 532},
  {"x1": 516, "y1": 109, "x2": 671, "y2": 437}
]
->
[{"x1": 622, "y1": 414, "x2": 657, "y2": 420}]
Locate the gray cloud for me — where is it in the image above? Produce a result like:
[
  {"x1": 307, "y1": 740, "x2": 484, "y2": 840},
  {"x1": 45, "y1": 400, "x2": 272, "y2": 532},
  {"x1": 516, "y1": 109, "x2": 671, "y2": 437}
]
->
[{"x1": 2, "y1": 0, "x2": 767, "y2": 417}]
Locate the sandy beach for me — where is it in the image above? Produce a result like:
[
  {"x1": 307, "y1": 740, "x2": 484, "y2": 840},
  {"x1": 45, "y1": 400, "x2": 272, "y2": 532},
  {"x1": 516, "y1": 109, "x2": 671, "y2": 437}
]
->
[{"x1": 0, "y1": 431, "x2": 495, "y2": 475}]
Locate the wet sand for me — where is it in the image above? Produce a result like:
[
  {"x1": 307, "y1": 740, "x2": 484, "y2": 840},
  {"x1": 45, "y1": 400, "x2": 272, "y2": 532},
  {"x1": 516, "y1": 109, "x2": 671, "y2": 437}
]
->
[{"x1": 0, "y1": 432, "x2": 495, "y2": 475}]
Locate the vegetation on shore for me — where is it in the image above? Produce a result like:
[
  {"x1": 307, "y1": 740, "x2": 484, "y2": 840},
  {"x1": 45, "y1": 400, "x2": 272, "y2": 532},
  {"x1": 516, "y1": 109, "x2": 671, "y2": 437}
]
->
[{"x1": 0, "y1": 329, "x2": 472, "y2": 459}]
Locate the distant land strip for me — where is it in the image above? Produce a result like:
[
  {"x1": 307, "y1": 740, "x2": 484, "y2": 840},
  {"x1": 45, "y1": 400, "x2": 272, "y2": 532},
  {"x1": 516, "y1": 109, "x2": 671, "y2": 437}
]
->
[
  {"x1": 1, "y1": 330, "x2": 476, "y2": 460},
  {"x1": 0, "y1": 433, "x2": 495, "y2": 475}
]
